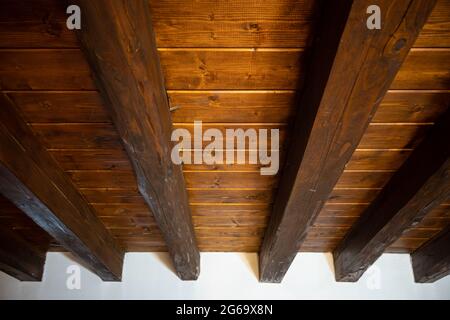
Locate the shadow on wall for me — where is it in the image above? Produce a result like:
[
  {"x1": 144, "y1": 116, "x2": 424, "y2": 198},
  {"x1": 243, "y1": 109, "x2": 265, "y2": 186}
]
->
[{"x1": 237, "y1": 253, "x2": 259, "y2": 280}]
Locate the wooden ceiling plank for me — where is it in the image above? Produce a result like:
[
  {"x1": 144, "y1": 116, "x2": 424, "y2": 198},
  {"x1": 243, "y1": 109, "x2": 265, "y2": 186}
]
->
[
  {"x1": 0, "y1": 222, "x2": 48, "y2": 281},
  {"x1": 75, "y1": 0, "x2": 200, "y2": 280},
  {"x1": 334, "y1": 109, "x2": 450, "y2": 282},
  {"x1": 0, "y1": 94, "x2": 124, "y2": 281},
  {"x1": 259, "y1": 0, "x2": 437, "y2": 283},
  {"x1": 411, "y1": 225, "x2": 450, "y2": 283}
]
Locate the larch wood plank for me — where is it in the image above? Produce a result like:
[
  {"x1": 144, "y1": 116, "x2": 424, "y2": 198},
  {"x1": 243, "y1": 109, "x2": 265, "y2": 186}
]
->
[
  {"x1": 191, "y1": 215, "x2": 269, "y2": 227},
  {"x1": 158, "y1": 49, "x2": 306, "y2": 90},
  {"x1": 188, "y1": 189, "x2": 275, "y2": 204},
  {"x1": 149, "y1": 0, "x2": 320, "y2": 48},
  {"x1": 347, "y1": 150, "x2": 412, "y2": 171},
  {"x1": 414, "y1": 0, "x2": 450, "y2": 47},
  {"x1": 373, "y1": 90, "x2": 450, "y2": 123},
  {"x1": 335, "y1": 171, "x2": 394, "y2": 189},
  {"x1": 194, "y1": 227, "x2": 266, "y2": 238},
  {"x1": 50, "y1": 149, "x2": 132, "y2": 171},
  {"x1": 184, "y1": 171, "x2": 278, "y2": 189},
  {"x1": 0, "y1": 49, "x2": 95, "y2": 90},
  {"x1": 67, "y1": 170, "x2": 138, "y2": 189},
  {"x1": 92, "y1": 203, "x2": 153, "y2": 217},
  {"x1": 387, "y1": 238, "x2": 429, "y2": 252},
  {"x1": 319, "y1": 204, "x2": 369, "y2": 217},
  {"x1": 79, "y1": 189, "x2": 148, "y2": 205},
  {"x1": 392, "y1": 49, "x2": 450, "y2": 89},
  {"x1": 168, "y1": 90, "x2": 297, "y2": 123},
  {"x1": 7, "y1": 91, "x2": 110, "y2": 123},
  {"x1": 327, "y1": 189, "x2": 380, "y2": 204},
  {"x1": 1, "y1": 48, "x2": 447, "y2": 91},
  {"x1": 189, "y1": 204, "x2": 271, "y2": 216},
  {"x1": 359, "y1": 124, "x2": 432, "y2": 149},
  {"x1": 8, "y1": 89, "x2": 449, "y2": 124},
  {"x1": 9, "y1": 89, "x2": 449, "y2": 124},
  {"x1": 32, "y1": 123, "x2": 286, "y2": 150},
  {"x1": 0, "y1": 0, "x2": 78, "y2": 48},
  {"x1": 31, "y1": 124, "x2": 122, "y2": 149}
]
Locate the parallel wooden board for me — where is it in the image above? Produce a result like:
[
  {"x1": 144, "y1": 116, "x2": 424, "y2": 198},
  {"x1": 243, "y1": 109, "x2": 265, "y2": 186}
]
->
[
  {"x1": 392, "y1": 49, "x2": 450, "y2": 90},
  {"x1": 1, "y1": 48, "x2": 448, "y2": 91},
  {"x1": 168, "y1": 90, "x2": 297, "y2": 123},
  {"x1": 0, "y1": 50, "x2": 95, "y2": 90},
  {"x1": 415, "y1": 0, "x2": 450, "y2": 47},
  {"x1": 374, "y1": 91, "x2": 450, "y2": 123},
  {"x1": 0, "y1": 0, "x2": 78, "y2": 48},
  {"x1": 26, "y1": 123, "x2": 433, "y2": 150},
  {"x1": 1, "y1": 0, "x2": 450, "y2": 255},
  {"x1": 6, "y1": 89, "x2": 449, "y2": 124},
  {"x1": 149, "y1": 0, "x2": 321, "y2": 48},
  {"x1": 0, "y1": 94, "x2": 124, "y2": 280},
  {"x1": 2, "y1": 0, "x2": 449, "y2": 49},
  {"x1": 158, "y1": 49, "x2": 306, "y2": 90}
]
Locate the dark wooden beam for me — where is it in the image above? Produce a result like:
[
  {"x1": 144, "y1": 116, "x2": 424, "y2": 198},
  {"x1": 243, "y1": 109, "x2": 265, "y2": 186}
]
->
[
  {"x1": 259, "y1": 0, "x2": 437, "y2": 283},
  {"x1": 412, "y1": 225, "x2": 450, "y2": 283},
  {"x1": 75, "y1": 0, "x2": 200, "y2": 280},
  {"x1": 0, "y1": 93, "x2": 124, "y2": 281},
  {"x1": 0, "y1": 223, "x2": 48, "y2": 281},
  {"x1": 334, "y1": 109, "x2": 450, "y2": 281}
]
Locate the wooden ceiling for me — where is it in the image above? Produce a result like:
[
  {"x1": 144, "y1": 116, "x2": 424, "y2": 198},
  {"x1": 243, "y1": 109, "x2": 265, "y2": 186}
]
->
[{"x1": 0, "y1": 0, "x2": 449, "y2": 283}]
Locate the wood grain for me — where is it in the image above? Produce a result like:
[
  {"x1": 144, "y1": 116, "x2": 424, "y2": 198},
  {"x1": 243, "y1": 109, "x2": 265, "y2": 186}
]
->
[
  {"x1": 159, "y1": 49, "x2": 306, "y2": 90},
  {"x1": 8, "y1": 89, "x2": 449, "y2": 124},
  {"x1": 0, "y1": 0, "x2": 78, "y2": 48},
  {"x1": 374, "y1": 90, "x2": 450, "y2": 123},
  {"x1": 414, "y1": 0, "x2": 450, "y2": 47},
  {"x1": 0, "y1": 49, "x2": 95, "y2": 90},
  {"x1": 347, "y1": 150, "x2": 412, "y2": 171},
  {"x1": 31, "y1": 124, "x2": 122, "y2": 149},
  {"x1": 168, "y1": 90, "x2": 297, "y2": 123},
  {"x1": 392, "y1": 49, "x2": 450, "y2": 89},
  {"x1": 260, "y1": 0, "x2": 437, "y2": 283},
  {"x1": 359, "y1": 124, "x2": 432, "y2": 149},
  {"x1": 149, "y1": 0, "x2": 320, "y2": 48},
  {"x1": 8, "y1": 91, "x2": 110, "y2": 123},
  {"x1": 334, "y1": 109, "x2": 450, "y2": 282},
  {"x1": 0, "y1": 94, "x2": 124, "y2": 281},
  {"x1": 76, "y1": 0, "x2": 200, "y2": 280}
]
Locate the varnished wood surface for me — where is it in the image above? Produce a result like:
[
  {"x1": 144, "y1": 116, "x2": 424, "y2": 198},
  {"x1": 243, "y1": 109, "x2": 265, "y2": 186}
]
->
[
  {"x1": 0, "y1": 94, "x2": 124, "y2": 281},
  {"x1": 150, "y1": 0, "x2": 321, "y2": 48},
  {"x1": 0, "y1": 0, "x2": 450, "y2": 48},
  {"x1": 334, "y1": 110, "x2": 450, "y2": 282},
  {"x1": 2, "y1": 0, "x2": 448, "y2": 49},
  {"x1": 76, "y1": 0, "x2": 200, "y2": 280},
  {"x1": 5, "y1": 89, "x2": 448, "y2": 124},
  {"x1": 259, "y1": 0, "x2": 438, "y2": 282},
  {"x1": 0, "y1": 0, "x2": 449, "y2": 256}
]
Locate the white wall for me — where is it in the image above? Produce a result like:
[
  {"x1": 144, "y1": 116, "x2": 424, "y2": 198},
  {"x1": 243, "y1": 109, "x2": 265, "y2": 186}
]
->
[{"x1": 0, "y1": 252, "x2": 448, "y2": 299}]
